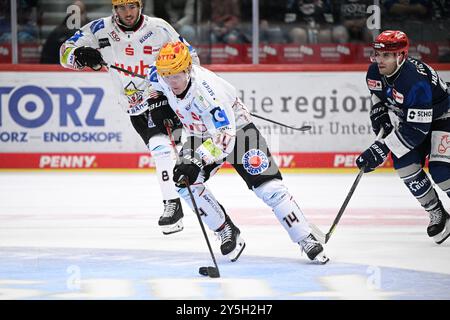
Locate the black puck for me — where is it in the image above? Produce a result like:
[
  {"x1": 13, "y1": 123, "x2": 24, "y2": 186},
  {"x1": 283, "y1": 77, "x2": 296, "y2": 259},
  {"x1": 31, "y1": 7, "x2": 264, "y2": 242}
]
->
[{"x1": 199, "y1": 266, "x2": 209, "y2": 276}]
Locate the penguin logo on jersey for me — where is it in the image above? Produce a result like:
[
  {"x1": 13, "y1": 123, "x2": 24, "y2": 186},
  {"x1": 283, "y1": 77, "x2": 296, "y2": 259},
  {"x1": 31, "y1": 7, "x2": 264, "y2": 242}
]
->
[
  {"x1": 242, "y1": 149, "x2": 269, "y2": 175},
  {"x1": 438, "y1": 135, "x2": 450, "y2": 154}
]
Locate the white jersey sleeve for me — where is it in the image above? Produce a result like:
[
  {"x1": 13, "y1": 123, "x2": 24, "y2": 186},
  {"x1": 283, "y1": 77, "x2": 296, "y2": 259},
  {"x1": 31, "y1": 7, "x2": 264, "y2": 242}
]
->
[
  {"x1": 193, "y1": 69, "x2": 238, "y2": 164},
  {"x1": 60, "y1": 20, "x2": 100, "y2": 70}
]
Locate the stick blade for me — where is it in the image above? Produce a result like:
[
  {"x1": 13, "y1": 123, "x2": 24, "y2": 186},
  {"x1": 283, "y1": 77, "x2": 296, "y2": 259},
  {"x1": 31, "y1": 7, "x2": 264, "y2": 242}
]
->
[
  {"x1": 295, "y1": 125, "x2": 312, "y2": 131},
  {"x1": 207, "y1": 266, "x2": 220, "y2": 278},
  {"x1": 199, "y1": 266, "x2": 220, "y2": 278}
]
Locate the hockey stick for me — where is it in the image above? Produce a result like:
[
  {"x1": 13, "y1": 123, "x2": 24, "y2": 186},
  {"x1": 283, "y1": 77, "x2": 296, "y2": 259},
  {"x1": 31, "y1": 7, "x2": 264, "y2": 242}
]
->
[
  {"x1": 103, "y1": 63, "x2": 147, "y2": 79},
  {"x1": 310, "y1": 167, "x2": 365, "y2": 244},
  {"x1": 250, "y1": 113, "x2": 312, "y2": 132},
  {"x1": 106, "y1": 63, "x2": 312, "y2": 132},
  {"x1": 310, "y1": 129, "x2": 385, "y2": 244},
  {"x1": 163, "y1": 119, "x2": 220, "y2": 278}
]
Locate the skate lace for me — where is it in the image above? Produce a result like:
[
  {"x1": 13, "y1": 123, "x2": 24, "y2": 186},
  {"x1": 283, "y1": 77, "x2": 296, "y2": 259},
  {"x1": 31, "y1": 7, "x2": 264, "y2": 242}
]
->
[
  {"x1": 216, "y1": 223, "x2": 233, "y2": 244},
  {"x1": 429, "y1": 207, "x2": 443, "y2": 225},
  {"x1": 300, "y1": 235, "x2": 319, "y2": 253},
  {"x1": 162, "y1": 202, "x2": 177, "y2": 218}
]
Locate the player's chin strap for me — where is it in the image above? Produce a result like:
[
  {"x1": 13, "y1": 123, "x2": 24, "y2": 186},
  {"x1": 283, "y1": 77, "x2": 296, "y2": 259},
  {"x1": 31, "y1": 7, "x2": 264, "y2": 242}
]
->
[{"x1": 310, "y1": 129, "x2": 385, "y2": 244}]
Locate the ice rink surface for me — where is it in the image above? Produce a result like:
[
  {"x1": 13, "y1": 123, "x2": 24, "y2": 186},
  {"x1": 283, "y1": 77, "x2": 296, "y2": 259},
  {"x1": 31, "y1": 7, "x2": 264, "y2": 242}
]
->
[{"x1": 0, "y1": 170, "x2": 449, "y2": 300}]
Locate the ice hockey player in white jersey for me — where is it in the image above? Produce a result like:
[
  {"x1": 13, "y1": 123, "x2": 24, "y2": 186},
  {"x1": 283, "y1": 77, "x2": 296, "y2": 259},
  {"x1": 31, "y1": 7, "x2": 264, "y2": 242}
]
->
[
  {"x1": 146, "y1": 41, "x2": 329, "y2": 264},
  {"x1": 60, "y1": 0, "x2": 200, "y2": 235}
]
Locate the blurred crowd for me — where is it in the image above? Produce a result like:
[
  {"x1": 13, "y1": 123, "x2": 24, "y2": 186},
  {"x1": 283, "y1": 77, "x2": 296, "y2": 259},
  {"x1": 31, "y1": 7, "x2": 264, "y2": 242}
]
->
[{"x1": 0, "y1": 0, "x2": 449, "y2": 63}]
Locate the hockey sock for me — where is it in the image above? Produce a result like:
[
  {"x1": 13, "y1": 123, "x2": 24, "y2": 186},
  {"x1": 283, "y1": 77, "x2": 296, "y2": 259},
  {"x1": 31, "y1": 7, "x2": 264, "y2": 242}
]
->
[{"x1": 400, "y1": 167, "x2": 440, "y2": 211}]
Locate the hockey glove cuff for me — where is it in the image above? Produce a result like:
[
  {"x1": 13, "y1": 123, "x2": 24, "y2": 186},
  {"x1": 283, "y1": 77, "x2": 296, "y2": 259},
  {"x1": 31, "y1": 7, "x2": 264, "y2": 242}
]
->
[
  {"x1": 370, "y1": 103, "x2": 393, "y2": 138},
  {"x1": 356, "y1": 141, "x2": 390, "y2": 173},
  {"x1": 173, "y1": 149, "x2": 204, "y2": 187}
]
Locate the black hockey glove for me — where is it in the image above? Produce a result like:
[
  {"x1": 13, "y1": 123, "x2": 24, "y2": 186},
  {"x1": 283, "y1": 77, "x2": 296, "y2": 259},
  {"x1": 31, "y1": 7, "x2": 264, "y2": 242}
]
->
[
  {"x1": 148, "y1": 94, "x2": 182, "y2": 136},
  {"x1": 173, "y1": 149, "x2": 204, "y2": 188},
  {"x1": 370, "y1": 103, "x2": 393, "y2": 138},
  {"x1": 73, "y1": 46, "x2": 104, "y2": 71},
  {"x1": 356, "y1": 141, "x2": 390, "y2": 173}
]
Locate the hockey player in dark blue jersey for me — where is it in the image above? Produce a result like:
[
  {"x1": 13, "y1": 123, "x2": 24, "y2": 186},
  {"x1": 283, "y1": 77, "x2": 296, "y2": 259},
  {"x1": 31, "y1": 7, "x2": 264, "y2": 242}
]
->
[{"x1": 356, "y1": 30, "x2": 450, "y2": 244}]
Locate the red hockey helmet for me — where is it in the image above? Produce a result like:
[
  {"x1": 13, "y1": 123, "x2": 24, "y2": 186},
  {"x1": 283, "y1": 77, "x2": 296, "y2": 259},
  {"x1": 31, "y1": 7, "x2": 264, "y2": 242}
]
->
[{"x1": 373, "y1": 30, "x2": 409, "y2": 56}]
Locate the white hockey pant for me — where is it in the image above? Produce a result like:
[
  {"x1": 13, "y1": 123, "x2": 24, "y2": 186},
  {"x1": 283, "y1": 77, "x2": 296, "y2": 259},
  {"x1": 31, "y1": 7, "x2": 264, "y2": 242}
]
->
[{"x1": 253, "y1": 179, "x2": 311, "y2": 243}]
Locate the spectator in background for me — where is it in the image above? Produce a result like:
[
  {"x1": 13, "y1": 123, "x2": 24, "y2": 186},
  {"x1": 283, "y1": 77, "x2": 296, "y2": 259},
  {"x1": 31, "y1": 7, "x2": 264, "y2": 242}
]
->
[
  {"x1": 155, "y1": 0, "x2": 197, "y2": 42},
  {"x1": 430, "y1": 0, "x2": 450, "y2": 62},
  {"x1": 209, "y1": 0, "x2": 249, "y2": 44},
  {"x1": 333, "y1": 0, "x2": 374, "y2": 43},
  {"x1": 0, "y1": 0, "x2": 10, "y2": 43},
  {"x1": 383, "y1": 0, "x2": 431, "y2": 19},
  {"x1": 382, "y1": 0, "x2": 432, "y2": 41},
  {"x1": 40, "y1": 0, "x2": 87, "y2": 64},
  {"x1": 283, "y1": 0, "x2": 337, "y2": 44},
  {"x1": 431, "y1": 0, "x2": 450, "y2": 20},
  {"x1": 258, "y1": 0, "x2": 288, "y2": 43},
  {"x1": 0, "y1": 0, "x2": 40, "y2": 43}
]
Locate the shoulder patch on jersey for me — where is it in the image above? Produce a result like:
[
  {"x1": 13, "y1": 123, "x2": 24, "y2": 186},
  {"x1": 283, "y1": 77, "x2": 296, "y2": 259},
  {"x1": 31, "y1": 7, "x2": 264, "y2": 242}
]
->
[
  {"x1": 392, "y1": 88, "x2": 404, "y2": 104},
  {"x1": 210, "y1": 107, "x2": 230, "y2": 128},
  {"x1": 147, "y1": 65, "x2": 158, "y2": 83},
  {"x1": 406, "y1": 109, "x2": 433, "y2": 123},
  {"x1": 67, "y1": 30, "x2": 84, "y2": 43},
  {"x1": 90, "y1": 19, "x2": 105, "y2": 34},
  {"x1": 367, "y1": 79, "x2": 382, "y2": 91},
  {"x1": 98, "y1": 38, "x2": 111, "y2": 48}
]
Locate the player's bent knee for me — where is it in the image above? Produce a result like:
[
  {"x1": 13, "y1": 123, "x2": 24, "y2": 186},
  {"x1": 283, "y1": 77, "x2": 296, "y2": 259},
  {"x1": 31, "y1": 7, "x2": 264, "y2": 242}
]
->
[
  {"x1": 177, "y1": 183, "x2": 205, "y2": 199},
  {"x1": 253, "y1": 179, "x2": 289, "y2": 208},
  {"x1": 147, "y1": 134, "x2": 173, "y2": 159},
  {"x1": 396, "y1": 162, "x2": 422, "y2": 179}
]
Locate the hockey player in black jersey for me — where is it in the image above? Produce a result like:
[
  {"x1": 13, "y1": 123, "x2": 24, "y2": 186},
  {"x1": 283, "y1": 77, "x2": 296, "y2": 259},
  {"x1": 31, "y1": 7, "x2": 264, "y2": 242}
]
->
[{"x1": 356, "y1": 30, "x2": 450, "y2": 244}]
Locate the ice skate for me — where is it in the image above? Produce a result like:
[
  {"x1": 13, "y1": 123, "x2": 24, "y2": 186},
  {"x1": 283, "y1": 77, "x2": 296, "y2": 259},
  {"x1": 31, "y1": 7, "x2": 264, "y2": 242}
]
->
[
  {"x1": 430, "y1": 203, "x2": 450, "y2": 245},
  {"x1": 299, "y1": 233, "x2": 329, "y2": 264},
  {"x1": 215, "y1": 215, "x2": 246, "y2": 262},
  {"x1": 427, "y1": 201, "x2": 449, "y2": 239},
  {"x1": 158, "y1": 198, "x2": 184, "y2": 235}
]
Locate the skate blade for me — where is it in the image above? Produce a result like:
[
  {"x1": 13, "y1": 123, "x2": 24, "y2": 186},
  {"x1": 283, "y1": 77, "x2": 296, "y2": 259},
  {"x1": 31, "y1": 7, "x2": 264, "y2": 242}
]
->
[
  {"x1": 434, "y1": 218, "x2": 450, "y2": 245},
  {"x1": 314, "y1": 253, "x2": 330, "y2": 264},
  {"x1": 228, "y1": 235, "x2": 246, "y2": 262},
  {"x1": 308, "y1": 250, "x2": 329, "y2": 264},
  {"x1": 161, "y1": 220, "x2": 184, "y2": 235}
]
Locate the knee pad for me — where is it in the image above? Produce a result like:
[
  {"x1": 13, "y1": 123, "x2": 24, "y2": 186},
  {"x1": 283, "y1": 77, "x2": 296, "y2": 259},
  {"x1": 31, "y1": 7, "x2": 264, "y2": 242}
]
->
[
  {"x1": 147, "y1": 134, "x2": 173, "y2": 159},
  {"x1": 177, "y1": 184, "x2": 226, "y2": 231},
  {"x1": 253, "y1": 179, "x2": 310, "y2": 242},
  {"x1": 148, "y1": 134, "x2": 178, "y2": 200},
  {"x1": 253, "y1": 179, "x2": 289, "y2": 208}
]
